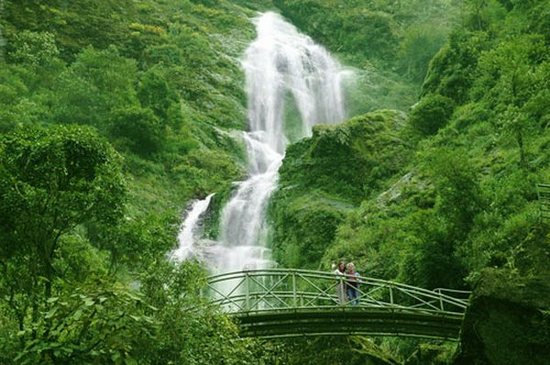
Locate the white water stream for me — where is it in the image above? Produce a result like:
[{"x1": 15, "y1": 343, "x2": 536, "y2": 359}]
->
[
  {"x1": 171, "y1": 193, "x2": 214, "y2": 262},
  {"x1": 172, "y1": 12, "x2": 347, "y2": 277}
]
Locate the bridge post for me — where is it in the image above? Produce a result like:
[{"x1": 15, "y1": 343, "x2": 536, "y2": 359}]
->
[
  {"x1": 292, "y1": 271, "x2": 297, "y2": 307},
  {"x1": 537, "y1": 183, "x2": 550, "y2": 220},
  {"x1": 245, "y1": 272, "x2": 250, "y2": 311},
  {"x1": 389, "y1": 284, "x2": 394, "y2": 305}
]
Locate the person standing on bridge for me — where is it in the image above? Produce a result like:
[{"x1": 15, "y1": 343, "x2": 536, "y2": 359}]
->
[
  {"x1": 346, "y1": 262, "x2": 360, "y2": 305},
  {"x1": 333, "y1": 261, "x2": 347, "y2": 304}
]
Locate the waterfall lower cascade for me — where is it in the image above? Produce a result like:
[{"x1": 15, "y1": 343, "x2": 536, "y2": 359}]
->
[
  {"x1": 173, "y1": 12, "x2": 347, "y2": 275},
  {"x1": 171, "y1": 193, "x2": 214, "y2": 262}
]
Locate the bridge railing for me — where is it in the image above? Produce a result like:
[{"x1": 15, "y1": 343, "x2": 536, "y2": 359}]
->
[
  {"x1": 537, "y1": 183, "x2": 550, "y2": 219},
  {"x1": 205, "y1": 269, "x2": 470, "y2": 316}
]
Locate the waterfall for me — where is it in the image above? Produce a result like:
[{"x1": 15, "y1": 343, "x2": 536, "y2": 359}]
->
[
  {"x1": 171, "y1": 193, "x2": 214, "y2": 262},
  {"x1": 212, "y1": 12, "x2": 346, "y2": 273},
  {"x1": 173, "y1": 12, "x2": 347, "y2": 276}
]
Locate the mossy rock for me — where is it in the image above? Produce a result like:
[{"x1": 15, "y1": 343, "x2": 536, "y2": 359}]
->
[
  {"x1": 269, "y1": 191, "x2": 349, "y2": 269},
  {"x1": 269, "y1": 110, "x2": 410, "y2": 269},
  {"x1": 278, "y1": 109, "x2": 409, "y2": 204},
  {"x1": 453, "y1": 269, "x2": 550, "y2": 365}
]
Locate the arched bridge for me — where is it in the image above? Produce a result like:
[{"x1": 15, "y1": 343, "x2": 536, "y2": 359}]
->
[{"x1": 205, "y1": 269, "x2": 470, "y2": 340}]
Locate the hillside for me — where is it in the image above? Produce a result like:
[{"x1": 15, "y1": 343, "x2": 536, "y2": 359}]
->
[
  {"x1": 0, "y1": 1, "x2": 263, "y2": 363},
  {"x1": 268, "y1": 1, "x2": 550, "y2": 363},
  {"x1": 0, "y1": 0, "x2": 548, "y2": 364}
]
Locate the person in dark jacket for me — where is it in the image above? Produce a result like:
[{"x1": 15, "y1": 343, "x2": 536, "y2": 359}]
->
[{"x1": 346, "y1": 262, "x2": 360, "y2": 305}]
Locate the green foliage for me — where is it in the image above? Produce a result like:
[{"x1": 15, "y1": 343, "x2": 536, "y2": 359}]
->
[
  {"x1": 270, "y1": 192, "x2": 348, "y2": 269},
  {"x1": 1, "y1": 0, "x2": 549, "y2": 363},
  {"x1": 272, "y1": 0, "x2": 550, "y2": 298},
  {"x1": 258, "y1": 337, "x2": 399, "y2": 365},
  {"x1": 321, "y1": 148, "x2": 481, "y2": 290},
  {"x1": 15, "y1": 282, "x2": 157, "y2": 365},
  {"x1": 90, "y1": 209, "x2": 180, "y2": 270},
  {"x1": 398, "y1": 23, "x2": 448, "y2": 82},
  {"x1": 409, "y1": 94, "x2": 455, "y2": 135},
  {"x1": 405, "y1": 343, "x2": 456, "y2": 365},
  {"x1": 7, "y1": 31, "x2": 60, "y2": 67},
  {"x1": 0, "y1": 1, "x2": 267, "y2": 363},
  {"x1": 472, "y1": 34, "x2": 548, "y2": 108},
  {"x1": 134, "y1": 260, "x2": 260, "y2": 365},
  {"x1": 427, "y1": 149, "x2": 482, "y2": 238},
  {"x1": 137, "y1": 66, "x2": 178, "y2": 121},
  {"x1": 47, "y1": 47, "x2": 138, "y2": 129},
  {"x1": 270, "y1": 110, "x2": 412, "y2": 269},
  {"x1": 109, "y1": 106, "x2": 164, "y2": 157},
  {"x1": 422, "y1": 31, "x2": 489, "y2": 103},
  {"x1": 0, "y1": 0, "x2": 253, "y2": 217},
  {"x1": 278, "y1": 110, "x2": 410, "y2": 204},
  {"x1": 4, "y1": 0, "x2": 138, "y2": 60},
  {"x1": 0, "y1": 125, "x2": 126, "y2": 333},
  {"x1": 0, "y1": 125, "x2": 125, "y2": 262},
  {"x1": 274, "y1": 0, "x2": 451, "y2": 62},
  {"x1": 7, "y1": 262, "x2": 259, "y2": 365},
  {"x1": 0, "y1": 65, "x2": 32, "y2": 131},
  {"x1": 399, "y1": 210, "x2": 467, "y2": 289}
]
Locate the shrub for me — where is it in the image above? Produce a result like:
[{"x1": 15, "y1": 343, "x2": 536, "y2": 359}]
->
[
  {"x1": 110, "y1": 106, "x2": 164, "y2": 157},
  {"x1": 409, "y1": 93, "x2": 455, "y2": 135}
]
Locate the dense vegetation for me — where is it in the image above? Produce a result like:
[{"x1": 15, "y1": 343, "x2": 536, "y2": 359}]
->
[
  {"x1": 0, "y1": 0, "x2": 263, "y2": 363},
  {"x1": 0, "y1": 0, "x2": 548, "y2": 364},
  {"x1": 269, "y1": 0, "x2": 550, "y2": 363},
  {"x1": 271, "y1": 0, "x2": 550, "y2": 289}
]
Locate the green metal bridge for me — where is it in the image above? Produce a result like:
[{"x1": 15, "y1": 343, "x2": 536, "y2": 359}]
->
[
  {"x1": 537, "y1": 183, "x2": 550, "y2": 219},
  {"x1": 205, "y1": 269, "x2": 471, "y2": 340}
]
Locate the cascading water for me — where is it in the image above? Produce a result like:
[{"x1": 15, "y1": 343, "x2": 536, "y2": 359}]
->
[
  {"x1": 171, "y1": 193, "x2": 215, "y2": 261},
  {"x1": 173, "y1": 12, "x2": 347, "y2": 278},
  {"x1": 211, "y1": 11, "x2": 346, "y2": 274}
]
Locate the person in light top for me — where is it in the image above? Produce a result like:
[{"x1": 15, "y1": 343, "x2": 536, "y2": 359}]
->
[
  {"x1": 345, "y1": 262, "x2": 360, "y2": 305},
  {"x1": 333, "y1": 261, "x2": 347, "y2": 304}
]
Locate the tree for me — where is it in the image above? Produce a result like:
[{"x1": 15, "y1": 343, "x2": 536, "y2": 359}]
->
[
  {"x1": 398, "y1": 23, "x2": 448, "y2": 81},
  {"x1": 421, "y1": 30, "x2": 489, "y2": 103},
  {"x1": 14, "y1": 281, "x2": 157, "y2": 365},
  {"x1": 7, "y1": 30, "x2": 60, "y2": 67},
  {"x1": 400, "y1": 210, "x2": 468, "y2": 289},
  {"x1": 473, "y1": 34, "x2": 548, "y2": 168},
  {"x1": 137, "y1": 66, "x2": 178, "y2": 120},
  {"x1": 52, "y1": 46, "x2": 138, "y2": 128},
  {"x1": 109, "y1": 106, "x2": 164, "y2": 157},
  {"x1": 0, "y1": 125, "x2": 125, "y2": 301},
  {"x1": 428, "y1": 149, "x2": 482, "y2": 239}
]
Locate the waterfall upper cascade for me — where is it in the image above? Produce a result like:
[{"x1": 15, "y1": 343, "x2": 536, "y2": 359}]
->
[{"x1": 173, "y1": 12, "x2": 347, "y2": 274}]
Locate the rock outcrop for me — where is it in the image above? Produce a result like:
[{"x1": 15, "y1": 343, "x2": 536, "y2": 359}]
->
[{"x1": 453, "y1": 269, "x2": 550, "y2": 365}]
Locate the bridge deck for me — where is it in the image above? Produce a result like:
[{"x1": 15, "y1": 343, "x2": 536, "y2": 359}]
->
[{"x1": 236, "y1": 308, "x2": 463, "y2": 339}]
